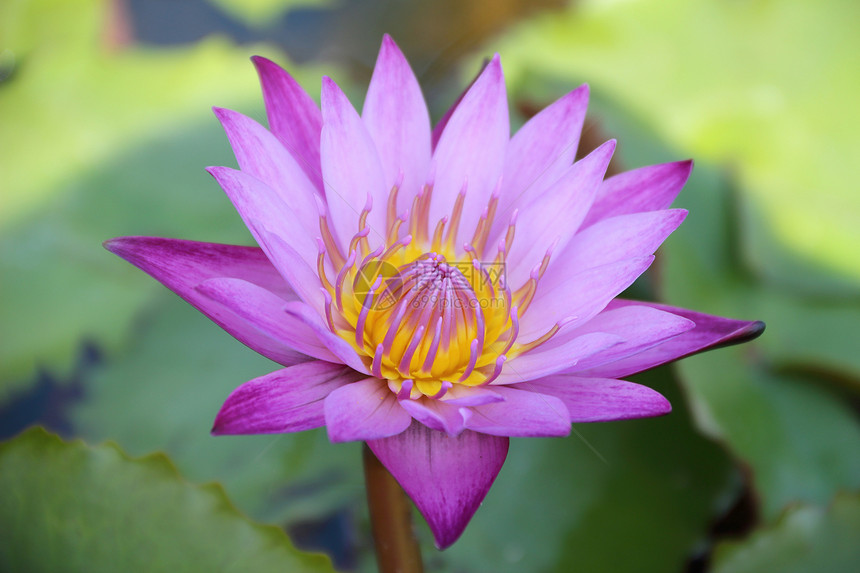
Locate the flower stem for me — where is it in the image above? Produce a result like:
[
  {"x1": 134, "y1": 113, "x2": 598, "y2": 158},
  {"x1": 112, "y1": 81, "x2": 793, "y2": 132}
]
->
[{"x1": 363, "y1": 443, "x2": 424, "y2": 573}]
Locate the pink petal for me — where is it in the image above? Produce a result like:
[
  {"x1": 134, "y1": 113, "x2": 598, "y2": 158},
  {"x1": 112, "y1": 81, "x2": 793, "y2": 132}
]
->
[
  {"x1": 367, "y1": 423, "x2": 509, "y2": 549},
  {"x1": 320, "y1": 77, "x2": 388, "y2": 251},
  {"x1": 430, "y1": 60, "x2": 487, "y2": 149},
  {"x1": 212, "y1": 361, "x2": 360, "y2": 434},
  {"x1": 324, "y1": 378, "x2": 412, "y2": 442},
  {"x1": 503, "y1": 140, "x2": 615, "y2": 287},
  {"x1": 362, "y1": 35, "x2": 432, "y2": 215},
  {"x1": 104, "y1": 237, "x2": 307, "y2": 366},
  {"x1": 465, "y1": 386, "x2": 570, "y2": 437},
  {"x1": 519, "y1": 256, "x2": 655, "y2": 341},
  {"x1": 212, "y1": 107, "x2": 319, "y2": 229},
  {"x1": 252, "y1": 56, "x2": 324, "y2": 193},
  {"x1": 493, "y1": 85, "x2": 590, "y2": 237},
  {"x1": 521, "y1": 375, "x2": 671, "y2": 422},
  {"x1": 495, "y1": 332, "x2": 623, "y2": 384},
  {"x1": 206, "y1": 166, "x2": 318, "y2": 271},
  {"x1": 399, "y1": 398, "x2": 468, "y2": 436},
  {"x1": 557, "y1": 302, "x2": 695, "y2": 372},
  {"x1": 556, "y1": 209, "x2": 686, "y2": 274},
  {"x1": 428, "y1": 55, "x2": 509, "y2": 248},
  {"x1": 439, "y1": 385, "x2": 504, "y2": 406},
  {"x1": 257, "y1": 228, "x2": 326, "y2": 313},
  {"x1": 578, "y1": 301, "x2": 765, "y2": 378},
  {"x1": 284, "y1": 301, "x2": 370, "y2": 374},
  {"x1": 582, "y1": 160, "x2": 693, "y2": 228},
  {"x1": 196, "y1": 277, "x2": 339, "y2": 363}
]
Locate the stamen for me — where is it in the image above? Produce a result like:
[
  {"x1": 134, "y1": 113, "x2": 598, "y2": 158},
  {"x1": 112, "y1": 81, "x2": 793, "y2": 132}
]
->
[
  {"x1": 335, "y1": 251, "x2": 357, "y2": 311},
  {"x1": 316, "y1": 238, "x2": 334, "y2": 294},
  {"x1": 430, "y1": 381, "x2": 453, "y2": 399},
  {"x1": 444, "y1": 183, "x2": 468, "y2": 250},
  {"x1": 513, "y1": 276, "x2": 536, "y2": 313},
  {"x1": 381, "y1": 234, "x2": 412, "y2": 260},
  {"x1": 421, "y1": 317, "x2": 444, "y2": 373},
  {"x1": 355, "y1": 276, "x2": 383, "y2": 347},
  {"x1": 382, "y1": 297, "x2": 411, "y2": 352},
  {"x1": 398, "y1": 325, "x2": 425, "y2": 374},
  {"x1": 322, "y1": 289, "x2": 337, "y2": 331},
  {"x1": 348, "y1": 227, "x2": 370, "y2": 257},
  {"x1": 458, "y1": 339, "x2": 480, "y2": 381},
  {"x1": 353, "y1": 244, "x2": 385, "y2": 292},
  {"x1": 409, "y1": 183, "x2": 434, "y2": 244},
  {"x1": 386, "y1": 211, "x2": 407, "y2": 244},
  {"x1": 512, "y1": 323, "x2": 561, "y2": 356},
  {"x1": 499, "y1": 306, "x2": 520, "y2": 355},
  {"x1": 397, "y1": 379, "x2": 414, "y2": 400},
  {"x1": 318, "y1": 213, "x2": 345, "y2": 268},
  {"x1": 483, "y1": 355, "x2": 507, "y2": 385},
  {"x1": 431, "y1": 217, "x2": 448, "y2": 253},
  {"x1": 371, "y1": 343, "x2": 384, "y2": 378},
  {"x1": 494, "y1": 238, "x2": 507, "y2": 266},
  {"x1": 358, "y1": 193, "x2": 372, "y2": 233},
  {"x1": 502, "y1": 209, "x2": 518, "y2": 254},
  {"x1": 386, "y1": 173, "x2": 402, "y2": 229},
  {"x1": 472, "y1": 179, "x2": 502, "y2": 256}
]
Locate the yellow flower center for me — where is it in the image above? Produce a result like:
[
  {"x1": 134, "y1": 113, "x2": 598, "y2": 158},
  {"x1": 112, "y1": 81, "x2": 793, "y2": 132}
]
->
[{"x1": 317, "y1": 180, "x2": 554, "y2": 399}]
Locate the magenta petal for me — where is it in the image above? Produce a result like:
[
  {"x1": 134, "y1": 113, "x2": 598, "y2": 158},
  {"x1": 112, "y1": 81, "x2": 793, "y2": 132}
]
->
[
  {"x1": 519, "y1": 256, "x2": 655, "y2": 341},
  {"x1": 212, "y1": 361, "x2": 361, "y2": 434},
  {"x1": 583, "y1": 160, "x2": 693, "y2": 227},
  {"x1": 206, "y1": 166, "x2": 318, "y2": 271},
  {"x1": 196, "y1": 278, "x2": 339, "y2": 363},
  {"x1": 429, "y1": 55, "x2": 509, "y2": 247},
  {"x1": 465, "y1": 386, "x2": 571, "y2": 437},
  {"x1": 362, "y1": 35, "x2": 432, "y2": 213},
  {"x1": 430, "y1": 60, "x2": 487, "y2": 149},
  {"x1": 399, "y1": 398, "x2": 468, "y2": 436},
  {"x1": 256, "y1": 228, "x2": 326, "y2": 313},
  {"x1": 499, "y1": 85, "x2": 589, "y2": 216},
  {"x1": 551, "y1": 303, "x2": 695, "y2": 373},
  {"x1": 252, "y1": 56, "x2": 324, "y2": 193},
  {"x1": 367, "y1": 423, "x2": 509, "y2": 549},
  {"x1": 104, "y1": 237, "x2": 307, "y2": 366},
  {"x1": 496, "y1": 332, "x2": 623, "y2": 384},
  {"x1": 578, "y1": 301, "x2": 765, "y2": 378},
  {"x1": 522, "y1": 375, "x2": 671, "y2": 422},
  {"x1": 557, "y1": 209, "x2": 687, "y2": 273},
  {"x1": 284, "y1": 301, "x2": 370, "y2": 374},
  {"x1": 503, "y1": 140, "x2": 615, "y2": 286},
  {"x1": 324, "y1": 378, "x2": 412, "y2": 442},
  {"x1": 212, "y1": 107, "x2": 319, "y2": 228},
  {"x1": 439, "y1": 385, "x2": 504, "y2": 406},
  {"x1": 321, "y1": 77, "x2": 388, "y2": 251}
]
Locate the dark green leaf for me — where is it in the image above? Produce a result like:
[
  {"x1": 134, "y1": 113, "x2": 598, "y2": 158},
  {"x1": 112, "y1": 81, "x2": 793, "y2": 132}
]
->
[
  {"x1": 0, "y1": 427, "x2": 336, "y2": 573},
  {"x1": 712, "y1": 493, "x2": 860, "y2": 573}
]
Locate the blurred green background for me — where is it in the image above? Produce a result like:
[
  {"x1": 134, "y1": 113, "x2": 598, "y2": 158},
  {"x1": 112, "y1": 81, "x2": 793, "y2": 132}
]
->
[{"x1": 2, "y1": 0, "x2": 859, "y2": 571}]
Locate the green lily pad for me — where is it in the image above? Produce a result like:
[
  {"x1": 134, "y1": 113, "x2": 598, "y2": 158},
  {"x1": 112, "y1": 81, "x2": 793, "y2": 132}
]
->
[
  {"x1": 712, "y1": 493, "x2": 860, "y2": 573},
  {"x1": 70, "y1": 293, "x2": 363, "y2": 525},
  {"x1": 0, "y1": 427, "x2": 335, "y2": 573}
]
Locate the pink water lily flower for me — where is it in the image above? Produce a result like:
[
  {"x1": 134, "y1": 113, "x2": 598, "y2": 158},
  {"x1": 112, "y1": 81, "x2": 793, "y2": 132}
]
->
[{"x1": 106, "y1": 35, "x2": 763, "y2": 548}]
